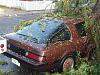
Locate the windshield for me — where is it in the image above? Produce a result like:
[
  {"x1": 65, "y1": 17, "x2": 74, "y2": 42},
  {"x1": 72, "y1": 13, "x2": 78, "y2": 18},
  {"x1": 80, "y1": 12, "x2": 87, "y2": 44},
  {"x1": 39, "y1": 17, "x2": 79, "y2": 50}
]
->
[{"x1": 17, "y1": 19, "x2": 63, "y2": 44}]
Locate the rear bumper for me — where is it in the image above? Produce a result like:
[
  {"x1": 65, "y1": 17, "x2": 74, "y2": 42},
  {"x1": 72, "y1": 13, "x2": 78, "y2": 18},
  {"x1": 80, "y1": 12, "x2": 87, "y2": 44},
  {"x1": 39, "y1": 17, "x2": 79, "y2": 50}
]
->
[{"x1": 3, "y1": 50, "x2": 48, "y2": 72}]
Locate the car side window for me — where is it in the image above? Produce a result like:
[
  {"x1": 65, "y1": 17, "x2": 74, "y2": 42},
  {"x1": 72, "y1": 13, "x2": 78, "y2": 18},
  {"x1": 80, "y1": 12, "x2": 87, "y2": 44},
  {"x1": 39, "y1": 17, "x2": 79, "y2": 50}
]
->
[
  {"x1": 75, "y1": 22, "x2": 86, "y2": 37},
  {"x1": 50, "y1": 27, "x2": 71, "y2": 43}
]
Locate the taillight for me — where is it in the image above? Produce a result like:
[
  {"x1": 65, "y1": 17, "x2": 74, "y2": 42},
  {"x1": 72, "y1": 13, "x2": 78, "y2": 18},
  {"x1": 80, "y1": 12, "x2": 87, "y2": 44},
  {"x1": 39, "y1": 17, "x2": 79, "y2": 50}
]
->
[
  {"x1": 26, "y1": 52, "x2": 44, "y2": 62},
  {"x1": 0, "y1": 44, "x2": 4, "y2": 48}
]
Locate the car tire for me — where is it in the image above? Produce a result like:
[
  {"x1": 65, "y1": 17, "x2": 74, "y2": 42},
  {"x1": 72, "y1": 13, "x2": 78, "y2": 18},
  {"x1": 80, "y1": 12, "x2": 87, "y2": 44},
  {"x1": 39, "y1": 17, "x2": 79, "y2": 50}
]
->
[{"x1": 59, "y1": 56, "x2": 75, "y2": 72}]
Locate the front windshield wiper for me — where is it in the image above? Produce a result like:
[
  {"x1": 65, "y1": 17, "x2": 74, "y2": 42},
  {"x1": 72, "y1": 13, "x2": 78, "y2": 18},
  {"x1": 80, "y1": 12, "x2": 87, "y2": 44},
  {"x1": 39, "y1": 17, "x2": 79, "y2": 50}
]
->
[{"x1": 17, "y1": 33, "x2": 38, "y2": 43}]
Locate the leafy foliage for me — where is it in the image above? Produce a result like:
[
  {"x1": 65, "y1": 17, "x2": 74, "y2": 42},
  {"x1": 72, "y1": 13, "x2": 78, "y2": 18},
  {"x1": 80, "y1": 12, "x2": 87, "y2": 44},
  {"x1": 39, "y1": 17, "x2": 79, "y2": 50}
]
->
[
  {"x1": 54, "y1": 0, "x2": 100, "y2": 75},
  {"x1": 14, "y1": 17, "x2": 41, "y2": 32},
  {"x1": 14, "y1": 20, "x2": 34, "y2": 32},
  {"x1": 55, "y1": 0, "x2": 99, "y2": 55}
]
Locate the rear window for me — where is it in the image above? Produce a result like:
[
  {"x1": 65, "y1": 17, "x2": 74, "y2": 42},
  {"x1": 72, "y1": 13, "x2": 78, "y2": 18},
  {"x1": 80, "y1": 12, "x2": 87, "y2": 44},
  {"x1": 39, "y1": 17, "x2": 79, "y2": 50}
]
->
[{"x1": 16, "y1": 19, "x2": 64, "y2": 44}]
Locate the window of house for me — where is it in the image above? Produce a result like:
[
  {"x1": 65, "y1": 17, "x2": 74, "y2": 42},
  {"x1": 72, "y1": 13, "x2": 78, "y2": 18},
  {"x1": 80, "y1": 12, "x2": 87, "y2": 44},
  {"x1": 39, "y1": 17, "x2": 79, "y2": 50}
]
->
[
  {"x1": 75, "y1": 22, "x2": 86, "y2": 37},
  {"x1": 50, "y1": 27, "x2": 71, "y2": 43}
]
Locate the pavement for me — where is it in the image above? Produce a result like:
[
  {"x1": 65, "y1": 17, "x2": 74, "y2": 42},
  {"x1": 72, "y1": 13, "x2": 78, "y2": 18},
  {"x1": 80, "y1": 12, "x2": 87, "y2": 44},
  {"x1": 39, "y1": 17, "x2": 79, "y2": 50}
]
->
[{"x1": 0, "y1": 6, "x2": 41, "y2": 35}]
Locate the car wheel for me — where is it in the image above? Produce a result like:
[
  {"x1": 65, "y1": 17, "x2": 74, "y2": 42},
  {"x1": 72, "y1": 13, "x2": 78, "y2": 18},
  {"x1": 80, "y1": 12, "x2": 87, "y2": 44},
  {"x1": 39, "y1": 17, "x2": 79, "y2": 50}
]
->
[{"x1": 59, "y1": 56, "x2": 75, "y2": 72}]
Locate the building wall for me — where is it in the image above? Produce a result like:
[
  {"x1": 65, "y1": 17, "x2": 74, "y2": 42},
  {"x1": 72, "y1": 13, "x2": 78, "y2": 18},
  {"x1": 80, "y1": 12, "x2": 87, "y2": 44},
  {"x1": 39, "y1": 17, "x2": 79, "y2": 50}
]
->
[{"x1": 0, "y1": 0, "x2": 54, "y2": 11}]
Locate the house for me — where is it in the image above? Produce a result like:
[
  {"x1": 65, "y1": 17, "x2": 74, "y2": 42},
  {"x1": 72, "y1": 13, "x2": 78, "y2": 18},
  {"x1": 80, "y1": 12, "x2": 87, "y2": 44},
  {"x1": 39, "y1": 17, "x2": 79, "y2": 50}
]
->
[{"x1": 0, "y1": 0, "x2": 55, "y2": 11}]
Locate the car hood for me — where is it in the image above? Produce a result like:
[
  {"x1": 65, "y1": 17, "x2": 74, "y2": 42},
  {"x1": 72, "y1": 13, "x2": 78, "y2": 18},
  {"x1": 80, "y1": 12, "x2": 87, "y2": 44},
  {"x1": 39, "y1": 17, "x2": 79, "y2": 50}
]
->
[{"x1": 4, "y1": 33, "x2": 46, "y2": 51}]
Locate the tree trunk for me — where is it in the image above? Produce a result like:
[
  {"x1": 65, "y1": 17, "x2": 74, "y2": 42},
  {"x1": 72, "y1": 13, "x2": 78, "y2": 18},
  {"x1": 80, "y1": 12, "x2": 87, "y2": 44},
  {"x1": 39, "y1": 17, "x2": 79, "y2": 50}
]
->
[
  {"x1": 93, "y1": 0, "x2": 100, "y2": 13},
  {"x1": 92, "y1": 0, "x2": 100, "y2": 61}
]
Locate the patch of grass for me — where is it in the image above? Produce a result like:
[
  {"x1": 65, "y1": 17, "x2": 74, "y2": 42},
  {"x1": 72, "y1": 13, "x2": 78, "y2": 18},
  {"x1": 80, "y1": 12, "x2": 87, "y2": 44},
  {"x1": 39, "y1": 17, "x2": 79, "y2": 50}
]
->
[
  {"x1": 0, "y1": 5, "x2": 22, "y2": 10},
  {"x1": 0, "y1": 61, "x2": 8, "y2": 65},
  {"x1": 0, "y1": 71, "x2": 5, "y2": 75},
  {"x1": 0, "y1": 5, "x2": 8, "y2": 8}
]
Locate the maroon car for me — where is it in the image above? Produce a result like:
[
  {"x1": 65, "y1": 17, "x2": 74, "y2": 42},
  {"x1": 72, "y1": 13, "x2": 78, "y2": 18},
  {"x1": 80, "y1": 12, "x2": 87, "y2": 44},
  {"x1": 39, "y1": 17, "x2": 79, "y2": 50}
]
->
[{"x1": 3, "y1": 18, "x2": 95, "y2": 72}]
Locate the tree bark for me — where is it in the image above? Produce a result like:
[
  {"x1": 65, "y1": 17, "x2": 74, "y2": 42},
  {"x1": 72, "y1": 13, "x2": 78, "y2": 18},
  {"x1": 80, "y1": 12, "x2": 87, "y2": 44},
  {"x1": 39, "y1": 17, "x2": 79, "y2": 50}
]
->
[
  {"x1": 93, "y1": 0, "x2": 100, "y2": 13},
  {"x1": 92, "y1": 0, "x2": 100, "y2": 60}
]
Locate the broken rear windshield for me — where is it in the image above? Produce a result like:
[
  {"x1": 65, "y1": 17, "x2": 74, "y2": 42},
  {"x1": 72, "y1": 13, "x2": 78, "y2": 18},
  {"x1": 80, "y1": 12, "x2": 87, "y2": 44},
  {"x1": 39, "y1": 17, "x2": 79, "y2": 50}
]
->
[{"x1": 16, "y1": 19, "x2": 63, "y2": 44}]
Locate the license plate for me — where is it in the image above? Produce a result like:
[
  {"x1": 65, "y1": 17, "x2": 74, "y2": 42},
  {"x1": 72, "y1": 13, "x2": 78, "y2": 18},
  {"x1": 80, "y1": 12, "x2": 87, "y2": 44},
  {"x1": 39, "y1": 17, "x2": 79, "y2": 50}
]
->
[{"x1": 12, "y1": 58, "x2": 20, "y2": 67}]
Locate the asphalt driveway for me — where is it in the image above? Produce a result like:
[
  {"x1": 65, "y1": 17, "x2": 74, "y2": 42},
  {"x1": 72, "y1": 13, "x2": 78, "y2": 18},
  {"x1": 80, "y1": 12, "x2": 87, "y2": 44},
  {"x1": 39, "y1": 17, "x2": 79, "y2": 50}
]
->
[{"x1": 0, "y1": 6, "x2": 42, "y2": 35}]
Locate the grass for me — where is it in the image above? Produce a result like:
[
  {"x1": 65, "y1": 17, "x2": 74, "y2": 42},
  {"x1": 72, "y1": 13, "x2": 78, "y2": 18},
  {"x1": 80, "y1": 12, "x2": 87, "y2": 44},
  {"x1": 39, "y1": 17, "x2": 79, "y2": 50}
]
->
[
  {"x1": 0, "y1": 61, "x2": 8, "y2": 65},
  {"x1": 0, "y1": 5, "x2": 22, "y2": 10},
  {"x1": 0, "y1": 71, "x2": 4, "y2": 75},
  {"x1": 0, "y1": 5, "x2": 9, "y2": 8}
]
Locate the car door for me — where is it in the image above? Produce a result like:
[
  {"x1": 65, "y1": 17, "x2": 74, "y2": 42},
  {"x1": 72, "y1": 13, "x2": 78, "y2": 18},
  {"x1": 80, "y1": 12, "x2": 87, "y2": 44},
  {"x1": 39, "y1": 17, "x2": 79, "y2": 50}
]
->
[{"x1": 44, "y1": 25, "x2": 75, "y2": 64}]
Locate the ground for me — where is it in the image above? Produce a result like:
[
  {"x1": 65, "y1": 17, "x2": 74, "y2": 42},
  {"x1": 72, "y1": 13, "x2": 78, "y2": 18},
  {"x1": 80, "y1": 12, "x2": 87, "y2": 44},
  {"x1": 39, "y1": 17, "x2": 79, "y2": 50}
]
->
[
  {"x1": 0, "y1": 6, "x2": 41, "y2": 75},
  {"x1": 0, "y1": 6, "x2": 42, "y2": 35}
]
